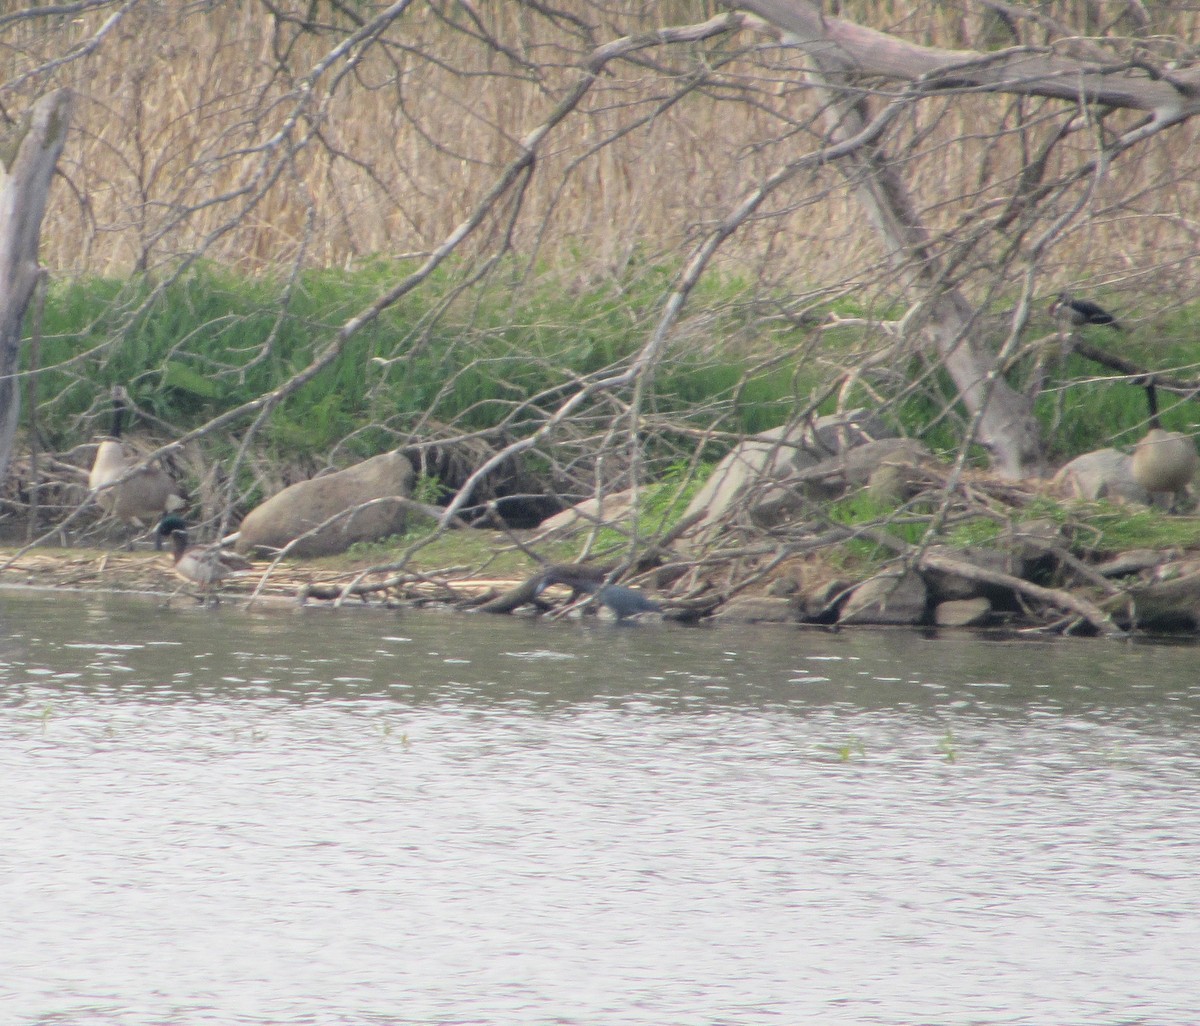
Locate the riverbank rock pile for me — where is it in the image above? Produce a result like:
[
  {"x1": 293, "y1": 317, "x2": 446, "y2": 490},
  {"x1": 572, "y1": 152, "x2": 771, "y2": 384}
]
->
[{"x1": 530, "y1": 413, "x2": 1200, "y2": 636}]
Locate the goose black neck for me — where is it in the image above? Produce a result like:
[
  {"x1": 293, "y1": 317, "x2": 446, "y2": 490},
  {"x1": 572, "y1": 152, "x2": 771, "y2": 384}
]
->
[
  {"x1": 1146, "y1": 382, "x2": 1161, "y2": 431},
  {"x1": 109, "y1": 389, "x2": 127, "y2": 439}
]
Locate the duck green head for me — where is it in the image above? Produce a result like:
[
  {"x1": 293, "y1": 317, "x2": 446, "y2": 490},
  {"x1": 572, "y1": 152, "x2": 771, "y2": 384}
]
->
[{"x1": 155, "y1": 514, "x2": 189, "y2": 551}]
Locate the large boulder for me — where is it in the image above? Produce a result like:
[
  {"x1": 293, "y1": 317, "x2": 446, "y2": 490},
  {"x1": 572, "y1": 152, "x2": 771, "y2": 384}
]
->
[
  {"x1": 933, "y1": 597, "x2": 995, "y2": 628},
  {"x1": 683, "y1": 409, "x2": 899, "y2": 533},
  {"x1": 236, "y1": 450, "x2": 415, "y2": 557},
  {"x1": 1104, "y1": 558, "x2": 1200, "y2": 631},
  {"x1": 838, "y1": 570, "x2": 928, "y2": 626},
  {"x1": 711, "y1": 596, "x2": 800, "y2": 624},
  {"x1": 1053, "y1": 448, "x2": 1149, "y2": 504},
  {"x1": 682, "y1": 430, "x2": 820, "y2": 533},
  {"x1": 537, "y1": 488, "x2": 637, "y2": 534}
]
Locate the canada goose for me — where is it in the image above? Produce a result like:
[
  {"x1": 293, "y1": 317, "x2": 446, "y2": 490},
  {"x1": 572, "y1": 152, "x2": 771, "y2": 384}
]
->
[
  {"x1": 156, "y1": 515, "x2": 252, "y2": 601},
  {"x1": 89, "y1": 386, "x2": 186, "y2": 545},
  {"x1": 1131, "y1": 428, "x2": 1197, "y2": 512},
  {"x1": 1049, "y1": 291, "x2": 1121, "y2": 330},
  {"x1": 534, "y1": 565, "x2": 660, "y2": 620}
]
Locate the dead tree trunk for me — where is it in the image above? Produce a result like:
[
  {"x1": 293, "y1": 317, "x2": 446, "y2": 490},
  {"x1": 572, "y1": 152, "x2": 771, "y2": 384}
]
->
[
  {"x1": 734, "y1": 0, "x2": 1200, "y2": 479},
  {"x1": 811, "y1": 72, "x2": 1044, "y2": 479},
  {"x1": 0, "y1": 89, "x2": 71, "y2": 486}
]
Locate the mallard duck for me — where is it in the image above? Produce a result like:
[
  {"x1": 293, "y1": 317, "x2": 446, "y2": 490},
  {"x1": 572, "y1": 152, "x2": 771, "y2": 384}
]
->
[
  {"x1": 89, "y1": 386, "x2": 186, "y2": 545},
  {"x1": 156, "y1": 515, "x2": 252, "y2": 600},
  {"x1": 1049, "y1": 291, "x2": 1121, "y2": 330}
]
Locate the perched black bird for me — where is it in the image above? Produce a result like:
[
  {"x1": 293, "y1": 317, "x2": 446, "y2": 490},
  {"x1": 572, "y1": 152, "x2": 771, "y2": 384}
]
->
[{"x1": 1049, "y1": 291, "x2": 1121, "y2": 330}]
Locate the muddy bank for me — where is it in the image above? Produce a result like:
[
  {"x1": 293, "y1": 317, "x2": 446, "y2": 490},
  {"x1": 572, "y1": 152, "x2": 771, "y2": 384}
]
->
[{"x1": 0, "y1": 546, "x2": 512, "y2": 608}]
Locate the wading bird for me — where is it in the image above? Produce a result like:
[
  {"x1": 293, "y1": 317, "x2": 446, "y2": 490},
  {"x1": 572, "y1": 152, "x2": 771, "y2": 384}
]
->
[{"x1": 534, "y1": 565, "x2": 661, "y2": 620}]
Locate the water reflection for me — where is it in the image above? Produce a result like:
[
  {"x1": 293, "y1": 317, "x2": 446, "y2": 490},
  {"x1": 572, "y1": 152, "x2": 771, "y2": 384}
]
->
[{"x1": 2, "y1": 590, "x2": 1198, "y2": 1025}]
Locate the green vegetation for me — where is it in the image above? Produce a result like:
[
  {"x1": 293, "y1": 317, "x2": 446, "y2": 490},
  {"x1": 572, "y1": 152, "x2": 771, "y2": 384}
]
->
[
  {"x1": 32, "y1": 260, "x2": 1200, "y2": 572},
  {"x1": 38, "y1": 260, "x2": 824, "y2": 456}
]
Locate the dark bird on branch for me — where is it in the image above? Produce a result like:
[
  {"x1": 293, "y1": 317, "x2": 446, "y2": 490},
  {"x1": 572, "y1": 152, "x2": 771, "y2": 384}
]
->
[{"x1": 1049, "y1": 291, "x2": 1121, "y2": 330}]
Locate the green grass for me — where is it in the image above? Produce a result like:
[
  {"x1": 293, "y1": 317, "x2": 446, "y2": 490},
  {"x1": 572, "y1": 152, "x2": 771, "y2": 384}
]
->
[
  {"x1": 37, "y1": 259, "x2": 830, "y2": 456},
  {"x1": 31, "y1": 261, "x2": 1200, "y2": 565},
  {"x1": 1066, "y1": 505, "x2": 1200, "y2": 555}
]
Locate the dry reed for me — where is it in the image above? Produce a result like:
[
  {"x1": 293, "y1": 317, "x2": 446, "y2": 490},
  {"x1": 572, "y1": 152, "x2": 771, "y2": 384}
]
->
[{"x1": 0, "y1": 0, "x2": 1193, "y2": 311}]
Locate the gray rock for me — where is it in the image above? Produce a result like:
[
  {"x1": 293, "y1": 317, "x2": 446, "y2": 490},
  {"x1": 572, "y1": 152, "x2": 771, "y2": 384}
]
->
[
  {"x1": 1053, "y1": 448, "x2": 1150, "y2": 504},
  {"x1": 840, "y1": 437, "x2": 931, "y2": 487},
  {"x1": 1094, "y1": 549, "x2": 1180, "y2": 578},
  {"x1": 683, "y1": 432, "x2": 819, "y2": 531},
  {"x1": 682, "y1": 413, "x2": 909, "y2": 535},
  {"x1": 236, "y1": 450, "x2": 414, "y2": 557},
  {"x1": 798, "y1": 408, "x2": 896, "y2": 457},
  {"x1": 538, "y1": 488, "x2": 636, "y2": 534},
  {"x1": 712, "y1": 596, "x2": 800, "y2": 624},
  {"x1": 933, "y1": 597, "x2": 994, "y2": 627},
  {"x1": 785, "y1": 437, "x2": 932, "y2": 494},
  {"x1": 920, "y1": 545, "x2": 1019, "y2": 602},
  {"x1": 1105, "y1": 560, "x2": 1200, "y2": 631},
  {"x1": 866, "y1": 462, "x2": 922, "y2": 504},
  {"x1": 838, "y1": 571, "x2": 928, "y2": 626},
  {"x1": 798, "y1": 578, "x2": 854, "y2": 619},
  {"x1": 1006, "y1": 518, "x2": 1064, "y2": 564}
]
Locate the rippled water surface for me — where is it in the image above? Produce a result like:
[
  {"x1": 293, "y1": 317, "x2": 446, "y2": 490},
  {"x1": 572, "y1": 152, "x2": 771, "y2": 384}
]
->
[{"x1": 2, "y1": 589, "x2": 1198, "y2": 1025}]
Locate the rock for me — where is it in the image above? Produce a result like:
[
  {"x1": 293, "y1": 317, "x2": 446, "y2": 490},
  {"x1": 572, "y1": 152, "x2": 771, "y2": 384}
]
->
[
  {"x1": 920, "y1": 545, "x2": 1019, "y2": 602},
  {"x1": 798, "y1": 577, "x2": 854, "y2": 620},
  {"x1": 785, "y1": 437, "x2": 932, "y2": 496},
  {"x1": 749, "y1": 486, "x2": 809, "y2": 528},
  {"x1": 838, "y1": 571, "x2": 928, "y2": 626},
  {"x1": 1094, "y1": 549, "x2": 1180, "y2": 578},
  {"x1": 1131, "y1": 429, "x2": 1197, "y2": 508},
  {"x1": 236, "y1": 450, "x2": 415, "y2": 557},
  {"x1": 799, "y1": 408, "x2": 896, "y2": 457},
  {"x1": 766, "y1": 576, "x2": 800, "y2": 597},
  {"x1": 711, "y1": 596, "x2": 800, "y2": 624},
  {"x1": 682, "y1": 410, "x2": 898, "y2": 533},
  {"x1": 933, "y1": 597, "x2": 994, "y2": 627},
  {"x1": 1005, "y1": 518, "x2": 1064, "y2": 565},
  {"x1": 1104, "y1": 559, "x2": 1200, "y2": 631},
  {"x1": 866, "y1": 462, "x2": 916, "y2": 504},
  {"x1": 538, "y1": 489, "x2": 636, "y2": 533},
  {"x1": 682, "y1": 432, "x2": 819, "y2": 532},
  {"x1": 1053, "y1": 448, "x2": 1149, "y2": 504},
  {"x1": 840, "y1": 437, "x2": 931, "y2": 487}
]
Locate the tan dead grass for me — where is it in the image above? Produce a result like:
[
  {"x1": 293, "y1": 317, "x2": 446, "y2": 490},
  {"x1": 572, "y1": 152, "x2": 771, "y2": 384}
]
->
[{"x1": 2, "y1": 2, "x2": 1194, "y2": 304}]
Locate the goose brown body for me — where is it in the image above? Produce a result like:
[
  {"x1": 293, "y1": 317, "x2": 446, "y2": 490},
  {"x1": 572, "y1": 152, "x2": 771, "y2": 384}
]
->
[
  {"x1": 88, "y1": 387, "x2": 185, "y2": 538},
  {"x1": 1131, "y1": 428, "x2": 1198, "y2": 508}
]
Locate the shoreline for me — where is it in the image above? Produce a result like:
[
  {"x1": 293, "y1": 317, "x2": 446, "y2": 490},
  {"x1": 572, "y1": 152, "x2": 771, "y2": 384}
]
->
[{"x1": 4, "y1": 543, "x2": 1200, "y2": 643}]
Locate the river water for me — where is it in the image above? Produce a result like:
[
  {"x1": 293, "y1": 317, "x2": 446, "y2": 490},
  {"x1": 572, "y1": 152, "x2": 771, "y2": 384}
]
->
[{"x1": 2, "y1": 588, "x2": 1197, "y2": 1025}]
